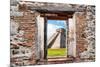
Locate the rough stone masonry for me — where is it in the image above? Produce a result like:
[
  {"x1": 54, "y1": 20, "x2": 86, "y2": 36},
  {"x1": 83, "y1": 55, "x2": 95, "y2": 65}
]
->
[{"x1": 10, "y1": 0, "x2": 95, "y2": 66}]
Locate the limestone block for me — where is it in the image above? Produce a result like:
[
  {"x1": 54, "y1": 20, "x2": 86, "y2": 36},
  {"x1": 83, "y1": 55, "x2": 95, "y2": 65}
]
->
[
  {"x1": 10, "y1": 20, "x2": 19, "y2": 35},
  {"x1": 10, "y1": 11, "x2": 23, "y2": 17}
]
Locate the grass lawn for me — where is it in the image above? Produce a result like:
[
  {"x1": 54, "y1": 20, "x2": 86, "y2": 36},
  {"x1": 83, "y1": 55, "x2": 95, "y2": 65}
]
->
[{"x1": 48, "y1": 48, "x2": 67, "y2": 57}]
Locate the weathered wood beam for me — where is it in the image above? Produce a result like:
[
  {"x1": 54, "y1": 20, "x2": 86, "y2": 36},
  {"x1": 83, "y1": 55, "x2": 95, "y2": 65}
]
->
[
  {"x1": 40, "y1": 13, "x2": 73, "y2": 16},
  {"x1": 40, "y1": 13, "x2": 73, "y2": 20},
  {"x1": 44, "y1": 17, "x2": 47, "y2": 60},
  {"x1": 36, "y1": 9, "x2": 75, "y2": 14},
  {"x1": 47, "y1": 16, "x2": 68, "y2": 20}
]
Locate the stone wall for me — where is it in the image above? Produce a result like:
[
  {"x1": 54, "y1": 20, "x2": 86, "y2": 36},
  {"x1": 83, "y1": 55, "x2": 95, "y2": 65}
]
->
[
  {"x1": 75, "y1": 6, "x2": 95, "y2": 62},
  {"x1": 10, "y1": 1, "x2": 38, "y2": 66}
]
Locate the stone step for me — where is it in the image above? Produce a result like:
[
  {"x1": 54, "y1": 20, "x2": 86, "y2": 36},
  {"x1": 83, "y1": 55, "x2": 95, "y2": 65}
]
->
[{"x1": 37, "y1": 57, "x2": 73, "y2": 64}]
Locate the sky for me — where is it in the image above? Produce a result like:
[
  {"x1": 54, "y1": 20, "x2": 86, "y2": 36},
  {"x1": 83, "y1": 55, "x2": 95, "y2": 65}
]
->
[{"x1": 47, "y1": 20, "x2": 67, "y2": 40}]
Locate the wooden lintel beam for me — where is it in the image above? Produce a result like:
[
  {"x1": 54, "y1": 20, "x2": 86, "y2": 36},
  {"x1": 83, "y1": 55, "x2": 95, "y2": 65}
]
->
[
  {"x1": 40, "y1": 13, "x2": 73, "y2": 20},
  {"x1": 47, "y1": 16, "x2": 68, "y2": 20},
  {"x1": 41, "y1": 13, "x2": 73, "y2": 17}
]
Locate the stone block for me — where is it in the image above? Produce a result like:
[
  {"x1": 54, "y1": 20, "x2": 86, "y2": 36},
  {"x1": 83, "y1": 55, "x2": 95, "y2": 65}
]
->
[{"x1": 10, "y1": 11, "x2": 23, "y2": 17}]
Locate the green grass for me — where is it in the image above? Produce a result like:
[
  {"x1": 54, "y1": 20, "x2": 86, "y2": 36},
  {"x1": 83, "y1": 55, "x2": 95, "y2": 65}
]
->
[{"x1": 48, "y1": 48, "x2": 67, "y2": 57}]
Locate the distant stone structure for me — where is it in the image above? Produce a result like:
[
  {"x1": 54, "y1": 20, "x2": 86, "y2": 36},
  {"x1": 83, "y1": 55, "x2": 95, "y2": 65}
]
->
[
  {"x1": 47, "y1": 28, "x2": 66, "y2": 48},
  {"x1": 59, "y1": 28, "x2": 66, "y2": 48},
  {"x1": 56, "y1": 28, "x2": 66, "y2": 48}
]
